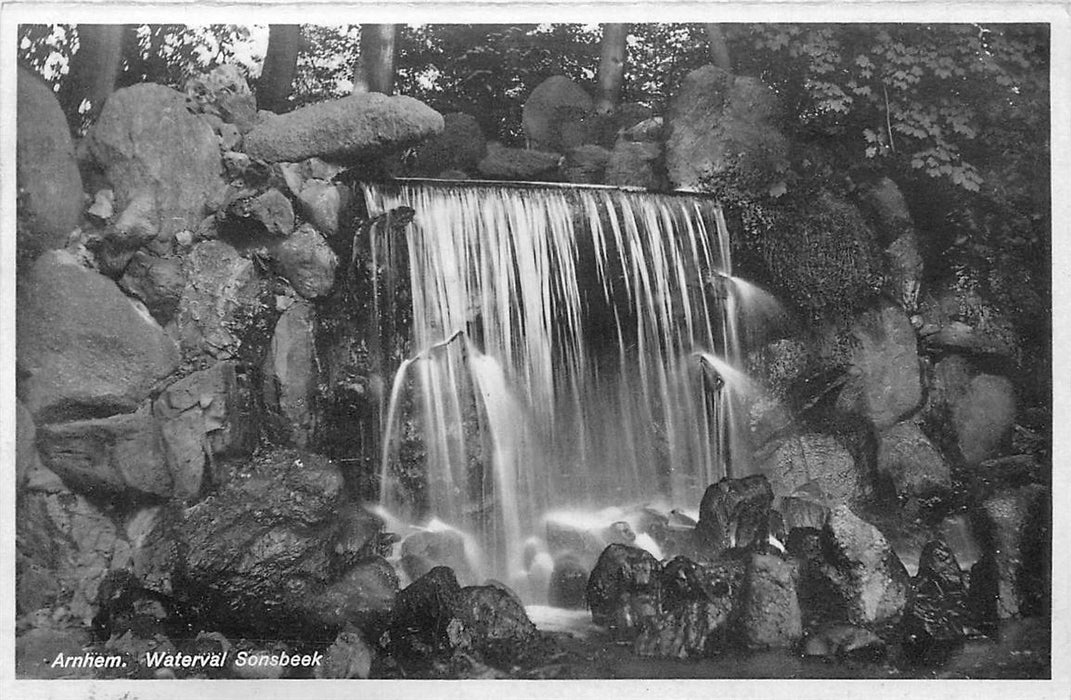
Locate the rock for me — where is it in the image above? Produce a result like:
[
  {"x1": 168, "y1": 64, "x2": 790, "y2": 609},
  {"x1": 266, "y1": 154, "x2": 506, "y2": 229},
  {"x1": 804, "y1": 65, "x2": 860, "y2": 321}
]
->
[
  {"x1": 88, "y1": 189, "x2": 116, "y2": 222},
  {"x1": 477, "y1": 144, "x2": 562, "y2": 181},
  {"x1": 92, "y1": 569, "x2": 171, "y2": 640},
  {"x1": 621, "y1": 116, "x2": 664, "y2": 142},
  {"x1": 634, "y1": 556, "x2": 743, "y2": 659},
  {"x1": 838, "y1": 301, "x2": 923, "y2": 430},
  {"x1": 271, "y1": 224, "x2": 338, "y2": 299},
  {"x1": 36, "y1": 402, "x2": 173, "y2": 499},
  {"x1": 185, "y1": 64, "x2": 258, "y2": 133},
  {"x1": 604, "y1": 141, "x2": 664, "y2": 189},
  {"x1": 458, "y1": 585, "x2": 537, "y2": 667},
  {"x1": 545, "y1": 518, "x2": 607, "y2": 565},
  {"x1": 410, "y1": 112, "x2": 488, "y2": 177},
  {"x1": 969, "y1": 484, "x2": 1049, "y2": 621},
  {"x1": 918, "y1": 280, "x2": 1019, "y2": 358},
  {"x1": 219, "y1": 123, "x2": 242, "y2": 151},
  {"x1": 300, "y1": 556, "x2": 399, "y2": 633},
  {"x1": 262, "y1": 301, "x2": 319, "y2": 447},
  {"x1": 696, "y1": 475, "x2": 774, "y2": 554},
  {"x1": 665, "y1": 64, "x2": 788, "y2": 190},
  {"x1": 401, "y1": 529, "x2": 476, "y2": 586},
  {"x1": 884, "y1": 232, "x2": 923, "y2": 312},
  {"x1": 296, "y1": 179, "x2": 348, "y2": 236},
  {"x1": 173, "y1": 448, "x2": 366, "y2": 638},
  {"x1": 225, "y1": 188, "x2": 294, "y2": 237},
  {"x1": 175, "y1": 239, "x2": 272, "y2": 360},
  {"x1": 821, "y1": 505, "x2": 911, "y2": 625},
  {"x1": 738, "y1": 553, "x2": 802, "y2": 649},
  {"x1": 118, "y1": 251, "x2": 186, "y2": 325},
  {"x1": 901, "y1": 540, "x2": 970, "y2": 663},
  {"x1": 801, "y1": 624, "x2": 885, "y2": 661},
  {"x1": 522, "y1": 75, "x2": 593, "y2": 152},
  {"x1": 779, "y1": 496, "x2": 830, "y2": 531},
  {"x1": 562, "y1": 144, "x2": 611, "y2": 184},
  {"x1": 389, "y1": 566, "x2": 470, "y2": 668},
  {"x1": 585, "y1": 544, "x2": 662, "y2": 640},
  {"x1": 548, "y1": 555, "x2": 589, "y2": 608},
  {"x1": 16, "y1": 401, "x2": 39, "y2": 491},
  {"x1": 16, "y1": 66, "x2": 84, "y2": 255},
  {"x1": 154, "y1": 361, "x2": 257, "y2": 498},
  {"x1": 243, "y1": 92, "x2": 443, "y2": 163},
  {"x1": 15, "y1": 627, "x2": 94, "y2": 679},
  {"x1": 17, "y1": 250, "x2": 182, "y2": 423},
  {"x1": 16, "y1": 489, "x2": 130, "y2": 620},
  {"x1": 953, "y1": 375, "x2": 1016, "y2": 465},
  {"x1": 760, "y1": 434, "x2": 865, "y2": 504},
  {"x1": 876, "y1": 422, "x2": 951, "y2": 498},
  {"x1": 222, "y1": 151, "x2": 253, "y2": 180},
  {"x1": 316, "y1": 629, "x2": 374, "y2": 679},
  {"x1": 85, "y1": 83, "x2": 224, "y2": 240}
]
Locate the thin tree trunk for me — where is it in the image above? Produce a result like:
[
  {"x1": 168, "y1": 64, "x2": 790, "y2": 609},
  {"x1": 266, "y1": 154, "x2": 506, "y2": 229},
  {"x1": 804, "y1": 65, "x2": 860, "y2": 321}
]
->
[
  {"x1": 353, "y1": 24, "x2": 397, "y2": 95},
  {"x1": 258, "y1": 24, "x2": 302, "y2": 113},
  {"x1": 594, "y1": 23, "x2": 628, "y2": 115},
  {"x1": 59, "y1": 24, "x2": 126, "y2": 132},
  {"x1": 704, "y1": 24, "x2": 732, "y2": 72}
]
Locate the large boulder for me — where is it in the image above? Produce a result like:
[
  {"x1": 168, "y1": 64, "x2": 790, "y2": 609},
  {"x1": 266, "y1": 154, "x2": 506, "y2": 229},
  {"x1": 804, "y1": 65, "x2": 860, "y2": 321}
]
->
[
  {"x1": 16, "y1": 66, "x2": 84, "y2": 254},
  {"x1": 522, "y1": 75, "x2": 593, "y2": 152},
  {"x1": 270, "y1": 224, "x2": 338, "y2": 299},
  {"x1": 388, "y1": 566, "x2": 470, "y2": 669},
  {"x1": 401, "y1": 529, "x2": 477, "y2": 587},
  {"x1": 901, "y1": 540, "x2": 970, "y2": 662},
  {"x1": 759, "y1": 433, "x2": 865, "y2": 504},
  {"x1": 604, "y1": 141, "x2": 664, "y2": 190},
  {"x1": 738, "y1": 553, "x2": 802, "y2": 648},
  {"x1": 477, "y1": 144, "x2": 562, "y2": 181},
  {"x1": 17, "y1": 250, "x2": 181, "y2": 423},
  {"x1": 118, "y1": 251, "x2": 186, "y2": 325},
  {"x1": 952, "y1": 374, "x2": 1016, "y2": 465},
  {"x1": 262, "y1": 301, "x2": 319, "y2": 447},
  {"x1": 838, "y1": 301, "x2": 923, "y2": 429},
  {"x1": 410, "y1": 112, "x2": 488, "y2": 177},
  {"x1": 696, "y1": 475, "x2": 774, "y2": 553},
  {"x1": 586, "y1": 544, "x2": 662, "y2": 640},
  {"x1": 665, "y1": 65, "x2": 788, "y2": 190},
  {"x1": 84, "y1": 83, "x2": 224, "y2": 240},
  {"x1": 242, "y1": 93, "x2": 443, "y2": 163},
  {"x1": 876, "y1": 422, "x2": 951, "y2": 498},
  {"x1": 185, "y1": 64, "x2": 258, "y2": 133},
  {"x1": 457, "y1": 585, "x2": 537, "y2": 667}
]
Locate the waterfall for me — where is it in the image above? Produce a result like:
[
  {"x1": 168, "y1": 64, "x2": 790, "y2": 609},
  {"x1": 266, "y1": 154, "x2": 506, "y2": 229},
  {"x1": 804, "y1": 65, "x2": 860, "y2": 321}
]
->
[{"x1": 364, "y1": 181, "x2": 751, "y2": 586}]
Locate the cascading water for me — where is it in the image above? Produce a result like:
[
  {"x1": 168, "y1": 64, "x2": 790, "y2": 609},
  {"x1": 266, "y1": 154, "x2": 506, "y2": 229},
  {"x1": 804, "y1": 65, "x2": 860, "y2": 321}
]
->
[{"x1": 364, "y1": 180, "x2": 754, "y2": 593}]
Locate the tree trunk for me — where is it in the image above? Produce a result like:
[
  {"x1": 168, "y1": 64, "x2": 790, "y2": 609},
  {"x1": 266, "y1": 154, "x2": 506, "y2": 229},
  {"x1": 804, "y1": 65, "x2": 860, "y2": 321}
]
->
[
  {"x1": 704, "y1": 24, "x2": 732, "y2": 72},
  {"x1": 594, "y1": 23, "x2": 628, "y2": 115},
  {"x1": 353, "y1": 24, "x2": 397, "y2": 95},
  {"x1": 59, "y1": 24, "x2": 126, "y2": 132},
  {"x1": 258, "y1": 24, "x2": 302, "y2": 113}
]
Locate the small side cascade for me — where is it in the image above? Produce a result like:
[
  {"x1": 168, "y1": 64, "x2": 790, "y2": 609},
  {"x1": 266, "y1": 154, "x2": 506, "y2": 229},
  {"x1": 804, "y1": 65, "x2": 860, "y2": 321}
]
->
[{"x1": 364, "y1": 180, "x2": 762, "y2": 588}]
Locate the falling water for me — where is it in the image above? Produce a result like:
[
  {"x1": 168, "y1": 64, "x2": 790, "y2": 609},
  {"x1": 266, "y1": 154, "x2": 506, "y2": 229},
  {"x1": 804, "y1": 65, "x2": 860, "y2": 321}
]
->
[{"x1": 365, "y1": 181, "x2": 753, "y2": 586}]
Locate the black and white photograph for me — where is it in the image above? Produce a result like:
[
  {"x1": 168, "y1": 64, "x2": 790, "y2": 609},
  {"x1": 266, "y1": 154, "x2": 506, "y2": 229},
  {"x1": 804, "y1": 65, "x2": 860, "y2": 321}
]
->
[{"x1": 3, "y1": 2, "x2": 1067, "y2": 698}]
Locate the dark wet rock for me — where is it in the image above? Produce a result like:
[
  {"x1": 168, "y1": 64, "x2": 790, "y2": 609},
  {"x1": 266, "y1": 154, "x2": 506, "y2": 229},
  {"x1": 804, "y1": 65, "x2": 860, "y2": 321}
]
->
[
  {"x1": 548, "y1": 554, "x2": 589, "y2": 609},
  {"x1": 85, "y1": 83, "x2": 224, "y2": 240},
  {"x1": 175, "y1": 239, "x2": 273, "y2": 360},
  {"x1": 665, "y1": 64, "x2": 788, "y2": 190},
  {"x1": 410, "y1": 112, "x2": 488, "y2": 177},
  {"x1": 522, "y1": 75, "x2": 593, "y2": 152},
  {"x1": 697, "y1": 474, "x2": 774, "y2": 554},
  {"x1": 185, "y1": 64, "x2": 258, "y2": 133},
  {"x1": 118, "y1": 251, "x2": 186, "y2": 325},
  {"x1": 563, "y1": 144, "x2": 611, "y2": 184},
  {"x1": 225, "y1": 187, "x2": 294, "y2": 238},
  {"x1": 92, "y1": 569, "x2": 172, "y2": 640},
  {"x1": 876, "y1": 422, "x2": 952, "y2": 498},
  {"x1": 801, "y1": 624, "x2": 886, "y2": 661},
  {"x1": 760, "y1": 434, "x2": 866, "y2": 504},
  {"x1": 838, "y1": 301, "x2": 923, "y2": 430},
  {"x1": 153, "y1": 361, "x2": 257, "y2": 498},
  {"x1": 330, "y1": 507, "x2": 395, "y2": 567},
  {"x1": 16, "y1": 489, "x2": 130, "y2": 620},
  {"x1": 388, "y1": 566, "x2": 470, "y2": 668},
  {"x1": 243, "y1": 93, "x2": 443, "y2": 163},
  {"x1": 586, "y1": 544, "x2": 662, "y2": 640},
  {"x1": 738, "y1": 553, "x2": 802, "y2": 649},
  {"x1": 821, "y1": 506, "x2": 911, "y2": 625},
  {"x1": 262, "y1": 301, "x2": 319, "y2": 447},
  {"x1": 478, "y1": 144, "x2": 562, "y2": 181},
  {"x1": 316, "y1": 628, "x2": 374, "y2": 679},
  {"x1": 270, "y1": 223, "x2": 338, "y2": 299},
  {"x1": 401, "y1": 528, "x2": 476, "y2": 586},
  {"x1": 17, "y1": 250, "x2": 181, "y2": 423},
  {"x1": 604, "y1": 141, "x2": 663, "y2": 190},
  {"x1": 37, "y1": 402, "x2": 172, "y2": 499},
  {"x1": 299, "y1": 556, "x2": 399, "y2": 634},
  {"x1": 458, "y1": 584, "x2": 537, "y2": 667},
  {"x1": 779, "y1": 496, "x2": 831, "y2": 531},
  {"x1": 16, "y1": 66, "x2": 84, "y2": 255},
  {"x1": 901, "y1": 540, "x2": 970, "y2": 663},
  {"x1": 969, "y1": 484, "x2": 1050, "y2": 622},
  {"x1": 16, "y1": 626, "x2": 94, "y2": 679}
]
